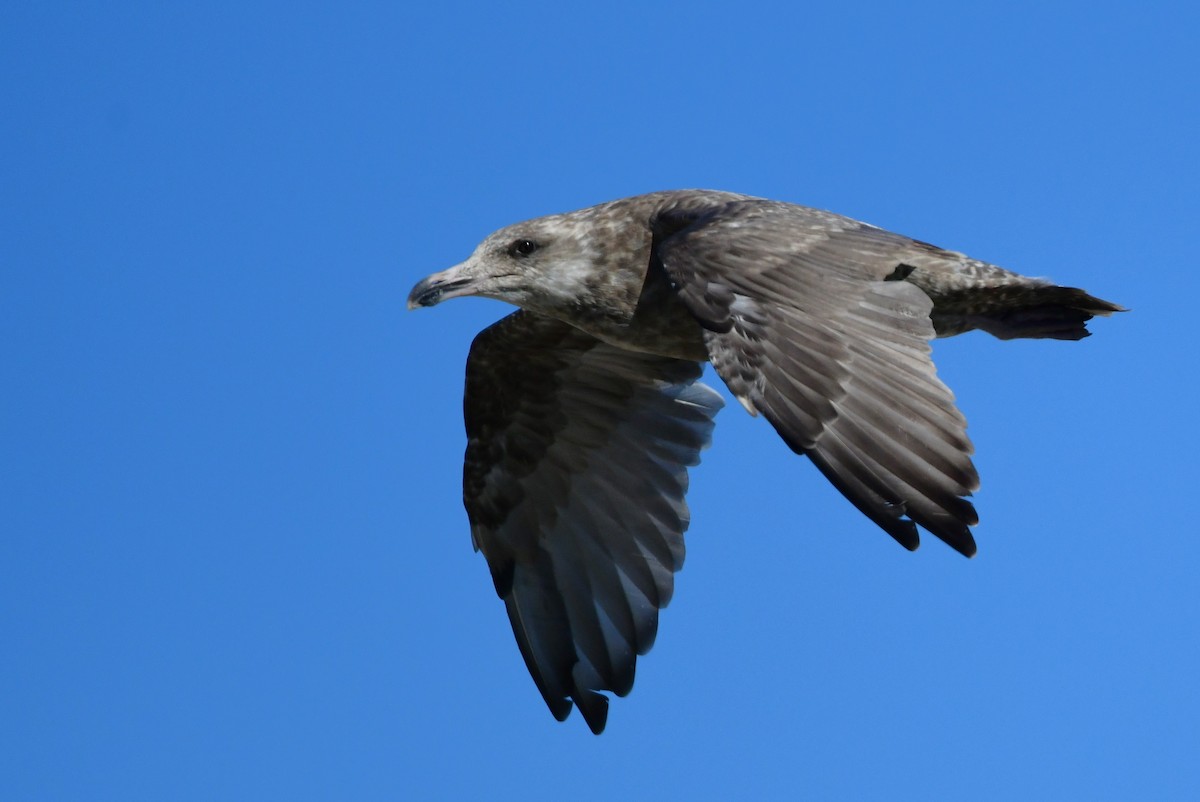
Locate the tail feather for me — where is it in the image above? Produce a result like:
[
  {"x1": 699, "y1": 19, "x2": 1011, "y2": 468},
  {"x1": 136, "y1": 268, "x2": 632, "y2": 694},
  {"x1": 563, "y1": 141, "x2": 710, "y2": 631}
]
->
[{"x1": 932, "y1": 285, "x2": 1125, "y2": 341}]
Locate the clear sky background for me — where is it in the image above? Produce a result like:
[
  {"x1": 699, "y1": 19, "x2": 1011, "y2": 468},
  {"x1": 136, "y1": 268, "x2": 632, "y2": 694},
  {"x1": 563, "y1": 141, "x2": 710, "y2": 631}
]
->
[{"x1": 3, "y1": 3, "x2": 1197, "y2": 800}]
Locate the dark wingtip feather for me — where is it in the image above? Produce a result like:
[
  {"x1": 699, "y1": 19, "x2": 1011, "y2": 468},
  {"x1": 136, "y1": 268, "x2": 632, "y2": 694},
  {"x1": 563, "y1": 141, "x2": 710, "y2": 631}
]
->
[
  {"x1": 574, "y1": 689, "x2": 609, "y2": 735},
  {"x1": 938, "y1": 527, "x2": 978, "y2": 558},
  {"x1": 547, "y1": 698, "x2": 572, "y2": 722}
]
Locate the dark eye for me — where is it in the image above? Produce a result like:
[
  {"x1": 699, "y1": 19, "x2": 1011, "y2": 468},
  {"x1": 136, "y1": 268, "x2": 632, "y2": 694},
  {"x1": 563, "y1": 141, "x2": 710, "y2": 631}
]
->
[{"x1": 508, "y1": 238, "x2": 539, "y2": 258}]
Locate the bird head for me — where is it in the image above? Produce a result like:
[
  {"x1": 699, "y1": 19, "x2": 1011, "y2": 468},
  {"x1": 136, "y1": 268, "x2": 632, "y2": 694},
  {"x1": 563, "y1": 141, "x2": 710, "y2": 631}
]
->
[{"x1": 407, "y1": 205, "x2": 653, "y2": 324}]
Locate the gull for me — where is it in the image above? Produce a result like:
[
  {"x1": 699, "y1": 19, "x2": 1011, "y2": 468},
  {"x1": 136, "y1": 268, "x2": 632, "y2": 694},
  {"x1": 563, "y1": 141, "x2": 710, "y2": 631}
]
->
[{"x1": 407, "y1": 189, "x2": 1122, "y2": 733}]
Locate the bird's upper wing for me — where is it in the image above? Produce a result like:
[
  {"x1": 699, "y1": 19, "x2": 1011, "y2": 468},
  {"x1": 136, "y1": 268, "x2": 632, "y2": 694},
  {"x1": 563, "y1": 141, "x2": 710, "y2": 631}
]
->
[
  {"x1": 655, "y1": 199, "x2": 980, "y2": 556},
  {"x1": 463, "y1": 310, "x2": 723, "y2": 733}
]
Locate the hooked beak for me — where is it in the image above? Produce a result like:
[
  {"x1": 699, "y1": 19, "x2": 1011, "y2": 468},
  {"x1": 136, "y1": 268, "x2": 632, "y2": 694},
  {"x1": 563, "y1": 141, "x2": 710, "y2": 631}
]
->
[{"x1": 406, "y1": 264, "x2": 474, "y2": 310}]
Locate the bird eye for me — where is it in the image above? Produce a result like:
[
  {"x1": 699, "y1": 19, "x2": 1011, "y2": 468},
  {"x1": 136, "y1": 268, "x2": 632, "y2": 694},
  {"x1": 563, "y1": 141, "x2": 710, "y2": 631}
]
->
[{"x1": 508, "y1": 239, "x2": 539, "y2": 258}]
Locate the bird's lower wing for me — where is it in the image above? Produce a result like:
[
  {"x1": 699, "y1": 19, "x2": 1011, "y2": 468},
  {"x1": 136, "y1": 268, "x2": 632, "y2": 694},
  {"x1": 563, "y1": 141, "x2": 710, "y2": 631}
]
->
[
  {"x1": 463, "y1": 311, "x2": 723, "y2": 733},
  {"x1": 656, "y1": 199, "x2": 980, "y2": 556}
]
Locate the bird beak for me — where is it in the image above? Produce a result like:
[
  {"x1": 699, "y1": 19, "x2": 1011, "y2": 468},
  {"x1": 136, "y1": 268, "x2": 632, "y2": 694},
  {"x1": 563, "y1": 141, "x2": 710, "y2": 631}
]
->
[{"x1": 407, "y1": 264, "x2": 474, "y2": 310}]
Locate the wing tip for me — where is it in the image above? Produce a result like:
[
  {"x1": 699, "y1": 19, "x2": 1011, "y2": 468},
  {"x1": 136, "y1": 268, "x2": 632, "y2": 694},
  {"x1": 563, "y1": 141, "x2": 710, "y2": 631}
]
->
[
  {"x1": 936, "y1": 527, "x2": 978, "y2": 558},
  {"x1": 886, "y1": 522, "x2": 921, "y2": 552},
  {"x1": 574, "y1": 689, "x2": 609, "y2": 735}
]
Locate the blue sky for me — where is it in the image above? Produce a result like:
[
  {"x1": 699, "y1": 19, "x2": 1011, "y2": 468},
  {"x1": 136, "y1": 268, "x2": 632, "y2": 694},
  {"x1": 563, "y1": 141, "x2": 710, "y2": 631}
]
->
[{"x1": 3, "y1": 2, "x2": 1197, "y2": 799}]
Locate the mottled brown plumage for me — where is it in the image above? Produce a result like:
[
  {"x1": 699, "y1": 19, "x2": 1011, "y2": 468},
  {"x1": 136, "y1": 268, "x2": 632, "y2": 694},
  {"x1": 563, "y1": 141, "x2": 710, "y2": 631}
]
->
[{"x1": 407, "y1": 189, "x2": 1122, "y2": 734}]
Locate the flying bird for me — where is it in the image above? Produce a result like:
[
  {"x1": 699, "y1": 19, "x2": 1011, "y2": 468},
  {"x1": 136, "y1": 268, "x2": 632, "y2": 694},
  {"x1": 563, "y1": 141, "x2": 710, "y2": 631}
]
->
[{"x1": 407, "y1": 189, "x2": 1121, "y2": 734}]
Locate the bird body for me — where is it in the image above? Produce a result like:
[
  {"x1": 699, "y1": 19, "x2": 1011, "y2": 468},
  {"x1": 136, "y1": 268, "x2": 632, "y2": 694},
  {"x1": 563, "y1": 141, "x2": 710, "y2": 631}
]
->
[{"x1": 407, "y1": 189, "x2": 1121, "y2": 734}]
